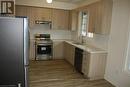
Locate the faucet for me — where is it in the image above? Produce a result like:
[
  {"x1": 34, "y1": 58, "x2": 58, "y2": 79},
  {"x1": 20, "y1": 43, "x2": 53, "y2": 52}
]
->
[
  {"x1": 81, "y1": 35, "x2": 84, "y2": 44},
  {"x1": 77, "y1": 35, "x2": 84, "y2": 44}
]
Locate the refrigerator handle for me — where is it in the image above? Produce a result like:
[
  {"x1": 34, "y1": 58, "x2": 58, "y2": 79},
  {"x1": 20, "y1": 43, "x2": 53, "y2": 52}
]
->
[
  {"x1": 24, "y1": 18, "x2": 29, "y2": 66},
  {"x1": 24, "y1": 67, "x2": 29, "y2": 87},
  {"x1": 18, "y1": 83, "x2": 21, "y2": 87}
]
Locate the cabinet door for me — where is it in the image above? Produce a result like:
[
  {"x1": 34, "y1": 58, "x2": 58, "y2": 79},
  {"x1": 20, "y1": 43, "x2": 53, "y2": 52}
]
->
[
  {"x1": 64, "y1": 42, "x2": 75, "y2": 65},
  {"x1": 87, "y1": 3, "x2": 97, "y2": 33},
  {"x1": 26, "y1": 6, "x2": 35, "y2": 27},
  {"x1": 15, "y1": 5, "x2": 27, "y2": 16},
  {"x1": 77, "y1": 0, "x2": 112, "y2": 35},
  {"x1": 15, "y1": 5, "x2": 34, "y2": 27},
  {"x1": 69, "y1": 45, "x2": 75, "y2": 65},
  {"x1": 52, "y1": 9, "x2": 69, "y2": 30},
  {"x1": 32, "y1": 7, "x2": 52, "y2": 21},
  {"x1": 29, "y1": 40, "x2": 35, "y2": 60},
  {"x1": 88, "y1": 53, "x2": 107, "y2": 80},
  {"x1": 94, "y1": 0, "x2": 113, "y2": 35},
  {"x1": 42, "y1": 8, "x2": 52, "y2": 21},
  {"x1": 53, "y1": 41, "x2": 64, "y2": 59},
  {"x1": 70, "y1": 10, "x2": 78, "y2": 31},
  {"x1": 82, "y1": 52, "x2": 90, "y2": 77}
]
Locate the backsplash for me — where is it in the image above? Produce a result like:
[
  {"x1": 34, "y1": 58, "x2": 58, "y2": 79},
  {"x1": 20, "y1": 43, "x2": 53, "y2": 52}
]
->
[
  {"x1": 71, "y1": 31, "x2": 109, "y2": 50},
  {"x1": 30, "y1": 24, "x2": 72, "y2": 40},
  {"x1": 85, "y1": 34, "x2": 109, "y2": 50},
  {"x1": 30, "y1": 24, "x2": 109, "y2": 50}
]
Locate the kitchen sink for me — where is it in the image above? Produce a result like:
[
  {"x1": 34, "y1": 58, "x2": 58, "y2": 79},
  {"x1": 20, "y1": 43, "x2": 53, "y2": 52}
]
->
[{"x1": 72, "y1": 42, "x2": 84, "y2": 45}]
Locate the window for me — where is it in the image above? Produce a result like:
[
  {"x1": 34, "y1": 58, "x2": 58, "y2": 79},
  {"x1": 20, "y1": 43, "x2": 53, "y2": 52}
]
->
[
  {"x1": 81, "y1": 12, "x2": 88, "y2": 36},
  {"x1": 79, "y1": 11, "x2": 93, "y2": 38},
  {"x1": 126, "y1": 50, "x2": 130, "y2": 72},
  {"x1": 78, "y1": 12, "x2": 89, "y2": 36},
  {"x1": 125, "y1": 33, "x2": 130, "y2": 73}
]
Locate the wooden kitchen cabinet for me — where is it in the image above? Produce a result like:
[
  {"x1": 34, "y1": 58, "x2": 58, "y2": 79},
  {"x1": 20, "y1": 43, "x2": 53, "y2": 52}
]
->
[
  {"x1": 16, "y1": 5, "x2": 70, "y2": 30},
  {"x1": 16, "y1": 5, "x2": 34, "y2": 27},
  {"x1": 53, "y1": 40, "x2": 64, "y2": 59},
  {"x1": 82, "y1": 52, "x2": 107, "y2": 80},
  {"x1": 77, "y1": 0, "x2": 113, "y2": 34},
  {"x1": 64, "y1": 42, "x2": 75, "y2": 65},
  {"x1": 88, "y1": 0, "x2": 113, "y2": 34},
  {"x1": 94, "y1": 0, "x2": 113, "y2": 35},
  {"x1": 31, "y1": 7, "x2": 52, "y2": 21},
  {"x1": 52, "y1": 9, "x2": 70, "y2": 30},
  {"x1": 15, "y1": 5, "x2": 27, "y2": 16},
  {"x1": 87, "y1": 2, "x2": 97, "y2": 33},
  {"x1": 69, "y1": 10, "x2": 79, "y2": 31},
  {"x1": 29, "y1": 40, "x2": 35, "y2": 60},
  {"x1": 15, "y1": 5, "x2": 52, "y2": 27}
]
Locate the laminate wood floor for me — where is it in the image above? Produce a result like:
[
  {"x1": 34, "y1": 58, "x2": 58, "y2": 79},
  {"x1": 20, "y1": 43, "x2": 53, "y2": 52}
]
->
[{"x1": 29, "y1": 60, "x2": 115, "y2": 87}]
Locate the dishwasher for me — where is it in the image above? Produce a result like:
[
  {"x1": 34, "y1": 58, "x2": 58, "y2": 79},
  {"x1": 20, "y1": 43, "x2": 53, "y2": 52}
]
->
[{"x1": 74, "y1": 47, "x2": 84, "y2": 74}]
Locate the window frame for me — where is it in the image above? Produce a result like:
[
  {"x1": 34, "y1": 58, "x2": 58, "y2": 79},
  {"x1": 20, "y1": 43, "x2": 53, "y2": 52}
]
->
[{"x1": 125, "y1": 32, "x2": 130, "y2": 74}]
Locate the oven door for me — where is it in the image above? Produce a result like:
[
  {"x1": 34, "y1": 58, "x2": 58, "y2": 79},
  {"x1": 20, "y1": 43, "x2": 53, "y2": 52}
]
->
[
  {"x1": 35, "y1": 42, "x2": 53, "y2": 60},
  {"x1": 37, "y1": 44, "x2": 52, "y2": 55}
]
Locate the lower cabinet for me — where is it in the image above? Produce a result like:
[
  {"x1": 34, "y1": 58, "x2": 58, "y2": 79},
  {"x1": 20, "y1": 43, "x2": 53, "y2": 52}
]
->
[
  {"x1": 29, "y1": 40, "x2": 35, "y2": 60},
  {"x1": 82, "y1": 52, "x2": 107, "y2": 80},
  {"x1": 64, "y1": 42, "x2": 75, "y2": 65},
  {"x1": 64, "y1": 42, "x2": 107, "y2": 80},
  {"x1": 53, "y1": 40, "x2": 64, "y2": 59}
]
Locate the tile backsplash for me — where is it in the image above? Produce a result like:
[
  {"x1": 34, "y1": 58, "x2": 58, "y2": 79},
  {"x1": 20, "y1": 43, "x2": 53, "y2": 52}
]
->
[
  {"x1": 30, "y1": 24, "x2": 72, "y2": 40},
  {"x1": 71, "y1": 31, "x2": 109, "y2": 50}
]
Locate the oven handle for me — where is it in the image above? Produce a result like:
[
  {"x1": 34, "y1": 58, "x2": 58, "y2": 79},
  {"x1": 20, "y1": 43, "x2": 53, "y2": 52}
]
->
[{"x1": 36, "y1": 43, "x2": 53, "y2": 46}]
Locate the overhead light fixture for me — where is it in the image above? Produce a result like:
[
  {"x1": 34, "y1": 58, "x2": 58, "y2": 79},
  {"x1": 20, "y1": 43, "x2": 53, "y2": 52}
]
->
[{"x1": 46, "y1": 0, "x2": 52, "y2": 3}]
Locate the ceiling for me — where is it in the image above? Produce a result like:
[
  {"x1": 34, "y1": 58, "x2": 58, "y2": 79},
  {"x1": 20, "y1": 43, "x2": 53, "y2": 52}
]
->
[{"x1": 53, "y1": 0, "x2": 86, "y2": 4}]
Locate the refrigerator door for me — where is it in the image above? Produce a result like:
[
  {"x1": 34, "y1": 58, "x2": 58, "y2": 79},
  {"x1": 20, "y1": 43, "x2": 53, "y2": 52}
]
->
[{"x1": 0, "y1": 17, "x2": 27, "y2": 87}]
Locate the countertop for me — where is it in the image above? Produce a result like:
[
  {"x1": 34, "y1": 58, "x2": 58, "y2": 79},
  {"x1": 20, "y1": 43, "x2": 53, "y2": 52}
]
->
[{"x1": 64, "y1": 40, "x2": 107, "y2": 54}]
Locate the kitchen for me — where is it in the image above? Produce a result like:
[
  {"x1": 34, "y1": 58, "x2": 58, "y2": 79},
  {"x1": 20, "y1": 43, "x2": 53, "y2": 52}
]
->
[{"x1": 0, "y1": 0, "x2": 130, "y2": 87}]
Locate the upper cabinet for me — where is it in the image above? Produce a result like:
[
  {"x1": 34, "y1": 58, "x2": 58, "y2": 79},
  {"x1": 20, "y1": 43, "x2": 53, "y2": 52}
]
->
[
  {"x1": 87, "y1": 2, "x2": 97, "y2": 33},
  {"x1": 15, "y1": 5, "x2": 70, "y2": 30},
  {"x1": 32, "y1": 7, "x2": 52, "y2": 21},
  {"x1": 15, "y1": 5, "x2": 52, "y2": 28},
  {"x1": 77, "y1": 0, "x2": 113, "y2": 35},
  {"x1": 69, "y1": 10, "x2": 79, "y2": 31},
  {"x1": 95, "y1": 0, "x2": 113, "y2": 35},
  {"x1": 15, "y1": 5, "x2": 27, "y2": 16},
  {"x1": 52, "y1": 9, "x2": 70, "y2": 30}
]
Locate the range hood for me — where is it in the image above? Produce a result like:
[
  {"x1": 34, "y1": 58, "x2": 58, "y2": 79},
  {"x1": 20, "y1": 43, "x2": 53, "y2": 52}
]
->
[
  {"x1": 35, "y1": 20, "x2": 52, "y2": 24},
  {"x1": 35, "y1": 20, "x2": 52, "y2": 29}
]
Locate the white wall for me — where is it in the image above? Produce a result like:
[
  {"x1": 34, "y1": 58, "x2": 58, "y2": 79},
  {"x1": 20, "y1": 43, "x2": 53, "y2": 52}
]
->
[
  {"x1": 15, "y1": 0, "x2": 77, "y2": 10},
  {"x1": 85, "y1": 34, "x2": 109, "y2": 50},
  {"x1": 105, "y1": 0, "x2": 130, "y2": 87}
]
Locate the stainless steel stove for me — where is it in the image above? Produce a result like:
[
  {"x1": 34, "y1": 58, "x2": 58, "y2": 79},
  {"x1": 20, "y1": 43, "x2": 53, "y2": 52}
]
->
[{"x1": 35, "y1": 34, "x2": 53, "y2": 60}]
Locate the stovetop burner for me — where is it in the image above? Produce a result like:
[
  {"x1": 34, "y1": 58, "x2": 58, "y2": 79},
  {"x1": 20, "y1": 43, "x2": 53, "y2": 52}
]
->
[
  {"x1": 35, "y1": 34, "x2": 50, "y2": 39},
  {"x1": 35, "y1": 34, "x2": 53, "y2": 44}
]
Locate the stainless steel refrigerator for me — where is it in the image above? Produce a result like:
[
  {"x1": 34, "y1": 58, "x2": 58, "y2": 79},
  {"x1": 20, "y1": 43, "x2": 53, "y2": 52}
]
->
[{"x1": 0, "y1": 17, "x2": 29, "y2": 87}]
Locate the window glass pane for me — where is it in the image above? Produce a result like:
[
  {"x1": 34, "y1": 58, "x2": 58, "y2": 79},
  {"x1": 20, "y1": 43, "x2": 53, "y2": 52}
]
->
[
  {"x1": 80, "y1": 12, "x2": 88, "y2": 36},
  {"x1": 129, "y1": 64, "x2": 130, "y2": 71},
  {"x1": 126, "y1": 34, "x2": 130, "y2": 72},
  {"x1": 128, "y1": 58, "x2": 130, "y2": 71}
]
